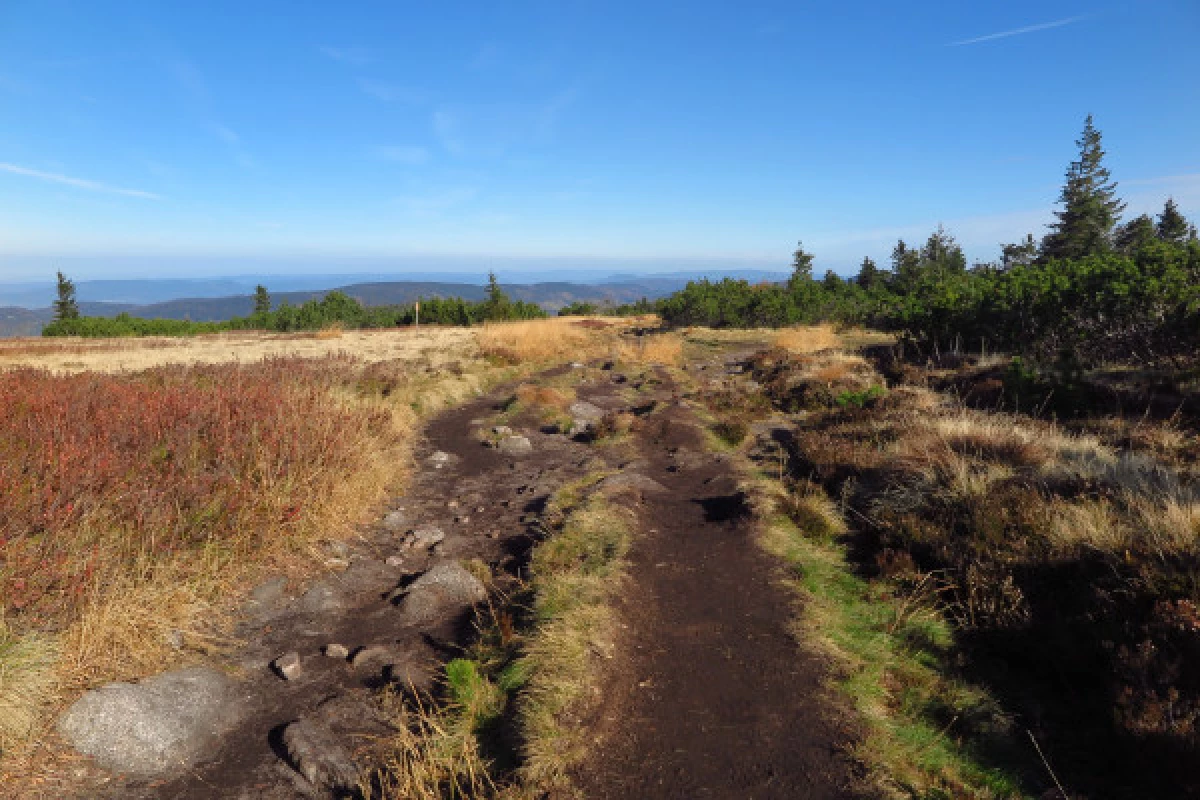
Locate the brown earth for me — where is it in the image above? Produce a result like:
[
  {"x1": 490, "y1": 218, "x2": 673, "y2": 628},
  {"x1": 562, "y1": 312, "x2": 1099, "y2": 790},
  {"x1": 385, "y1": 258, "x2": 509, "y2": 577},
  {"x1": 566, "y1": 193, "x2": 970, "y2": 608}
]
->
[
  {"x1": 570, "y1": 370, "x2": 857, "y2": 800},
  {"x1": 66, "y1": 357, "x2": 857, "y2": 799}
]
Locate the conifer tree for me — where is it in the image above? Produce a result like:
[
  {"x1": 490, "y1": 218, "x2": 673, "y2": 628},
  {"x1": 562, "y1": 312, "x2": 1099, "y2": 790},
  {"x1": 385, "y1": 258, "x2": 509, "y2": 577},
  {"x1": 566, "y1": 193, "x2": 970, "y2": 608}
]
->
[
  {"x1": 53, "y1": 271, "x2": 80, "y2": 321},
  {"x1": 890, "y1": 239, "x2": 922, "y2": 292},
  {"x1": 920, "y1": 225, "x2": 967, "y2": 274},
  {"x1": 253, "y1": 284, "x2": 271, "y2": 315},
  {"x1": 1156, "y1": 197, "x2": 1191, "y2": 244},
  {"x1": 1114, "y1": 214, "x2": 1157, "y2": 254},
  {"x1": 788, "y1": 241, "x2": 814, "y2": 285},
  {"x1": 855, "y1": 256, "x2": 882, "y2": 289},
  {"x1": 1041, "y1": 115, "x2": 1126, "y2": 260}
]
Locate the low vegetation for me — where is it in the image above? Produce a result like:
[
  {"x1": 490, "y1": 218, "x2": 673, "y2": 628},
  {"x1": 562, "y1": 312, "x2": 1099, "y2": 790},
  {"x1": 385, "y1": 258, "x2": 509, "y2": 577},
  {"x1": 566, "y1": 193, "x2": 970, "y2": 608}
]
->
[{"x1": 700, "y1": 329, "x2": 1200, "y2": 798}]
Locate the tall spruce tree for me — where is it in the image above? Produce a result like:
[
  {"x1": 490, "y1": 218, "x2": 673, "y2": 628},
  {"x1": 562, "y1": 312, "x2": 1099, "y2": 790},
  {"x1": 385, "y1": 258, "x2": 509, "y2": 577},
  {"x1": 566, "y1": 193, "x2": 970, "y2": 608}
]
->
[
  {"x1": 54, "y1": 271, "x2": 80, "y2": 321},
  {"x1": 253, "y1": 284, "x2": 271, "y2": 314},
  {"x1": 890, "y1": 239, "x2": 922, "y2": 292},
  {"x1": 1156, "y1": 197, "x2": 1191, "y2": 244},
  {"x1": 788, "y1": 241, "x2": 814, "y2": 285},
  {"x1": 1041, "y1": 115, "x2": 1126, "y2": 260},
  {"x1": 920, "y1": 225, "x2": 967, "y2": 274}
]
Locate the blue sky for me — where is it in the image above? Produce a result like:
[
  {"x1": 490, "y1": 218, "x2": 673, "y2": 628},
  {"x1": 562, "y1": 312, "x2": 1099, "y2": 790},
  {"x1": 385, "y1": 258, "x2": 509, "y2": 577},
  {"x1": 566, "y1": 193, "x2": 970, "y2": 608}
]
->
[{"x1": 1, "y1": 0, "x2": 1198, "y2": 280}]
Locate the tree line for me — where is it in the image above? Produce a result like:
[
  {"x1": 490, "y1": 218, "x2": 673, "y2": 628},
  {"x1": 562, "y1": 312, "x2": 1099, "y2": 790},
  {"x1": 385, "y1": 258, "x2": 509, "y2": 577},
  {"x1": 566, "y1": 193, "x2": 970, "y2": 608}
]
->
[
  {"x1": 654, "y1": 116, "x2": 1200, "y2": 366},
  {"x1": 42, "y1": 272, "x2": 546, "y2": 337}
]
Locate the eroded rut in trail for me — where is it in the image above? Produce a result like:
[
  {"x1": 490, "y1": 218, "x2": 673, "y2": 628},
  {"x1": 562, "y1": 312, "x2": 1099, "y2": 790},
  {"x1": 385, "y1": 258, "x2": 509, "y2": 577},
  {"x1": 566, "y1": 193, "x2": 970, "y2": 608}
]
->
[{"x1": 78, "y1": 358, "x2": 854, "y2": 799}]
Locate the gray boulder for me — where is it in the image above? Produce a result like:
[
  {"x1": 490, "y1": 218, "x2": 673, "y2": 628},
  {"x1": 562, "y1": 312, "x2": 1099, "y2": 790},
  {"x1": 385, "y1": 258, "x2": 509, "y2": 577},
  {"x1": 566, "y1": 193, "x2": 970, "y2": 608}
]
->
[
  {"x1": 280, "y1": 717, "x2": 361, "y2": 793},
  {"x1": 568, "y1": 401, "x2": 605, "y2": 421},
  {"x1": 394, "y1": 563, "x2": 487, "y2": 627},
  {"x1": 382, "y1": 510, "x2": 408, "y2": 531},
  {"x1": 497, "y1": 435, "x2": 533, "y2": 456},
  {"x1": 57, "y1": 667, "x2": 242, "y2": 777}
]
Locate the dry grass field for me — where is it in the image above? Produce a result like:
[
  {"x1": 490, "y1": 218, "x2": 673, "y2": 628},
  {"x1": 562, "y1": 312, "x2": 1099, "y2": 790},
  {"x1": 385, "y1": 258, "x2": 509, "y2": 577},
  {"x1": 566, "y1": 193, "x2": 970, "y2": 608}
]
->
[
  {"x1": 0, "y1": 318, "x2": 652, "y2": 781},
  {"x1": 0, "y1": 327, "x2": 479, "y2": 374}
]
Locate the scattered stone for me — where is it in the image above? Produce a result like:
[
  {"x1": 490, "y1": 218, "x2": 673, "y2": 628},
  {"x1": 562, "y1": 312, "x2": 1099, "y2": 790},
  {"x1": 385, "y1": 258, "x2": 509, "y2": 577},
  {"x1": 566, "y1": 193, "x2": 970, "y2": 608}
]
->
[
  {"x1": 273, "y1": 652, "x2": 302, "y2": 680},
  {"x1": 280, "y1": 718, "x2": 361, "y2": 793},
  {"x1": 446, "y1": 499, "x2": 460, "y2": 509},
  {"x1": 393, "y1": 563, "x2": 487, "y2": 627},
  {"x1": 324, "y1": 557, "x2": 350, "y2": 569},
  {"x1": 497, "y1": 435, "x2": 533, "y2": 455},
  {"x1": 568, "y1": 400, "x2": 605, "y2": 420},
  {"x1": 428, "y1": 450, "x2": 455, "y2": 468},
  {"x1": 164, "y1": 629, "x2": 184, "y2": 651},
  {"x1": 570, "y1": 361, "x2": 585, "y2": 368},
  {"x1": 350, "y1": 644, "x2": 401, "y2": 668},
  {"x1": 405, "y1": 525, "x2": 445, "y2": 550},
  {"x1": 323, "y1": 643, "x2": 349, "y2": 659},
  {"x1": 476, "y1": 506, "x2": 486, "y2": 513},
  {"x1": 492, "y1": 425, "x2": 513, "y2": 436},
  {"x1": 382, "y1": 510, "x2": 408, "y2": 531},
  {"x1": 455, "y1": 515, "x2": 470, "y2": 525},
  {"x1": 385, "y1": 555, "x2": 405, "y2": 567},
  {"x1": 57, "y1": 667, "x2": 241, "y2": 777}
]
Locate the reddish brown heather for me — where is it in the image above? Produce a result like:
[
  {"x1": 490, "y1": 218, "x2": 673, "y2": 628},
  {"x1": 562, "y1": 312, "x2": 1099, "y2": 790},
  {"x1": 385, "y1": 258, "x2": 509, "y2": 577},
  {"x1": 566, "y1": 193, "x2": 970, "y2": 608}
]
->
[{"x1": 0, "y1": 356, "x2": 397, "y2": 632}]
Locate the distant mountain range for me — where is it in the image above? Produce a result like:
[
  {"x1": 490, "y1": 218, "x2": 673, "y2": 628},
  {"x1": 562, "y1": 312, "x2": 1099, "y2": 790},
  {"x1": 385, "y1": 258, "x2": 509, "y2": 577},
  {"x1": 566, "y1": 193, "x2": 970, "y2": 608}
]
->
[{"x1": 0, "y1": 272, "x2": 789, "y2": 338}]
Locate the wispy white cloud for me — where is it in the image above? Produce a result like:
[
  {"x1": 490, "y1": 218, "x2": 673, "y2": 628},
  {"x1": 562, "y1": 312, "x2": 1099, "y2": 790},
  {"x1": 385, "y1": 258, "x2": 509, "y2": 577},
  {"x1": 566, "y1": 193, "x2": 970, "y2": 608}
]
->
[
  {"x1": 319, "y1": 46, "x2": 372, "y2": 66},
  {"x1": 949, "y1": 15, "x2": 1089, "y2": 47},
  {"x1": 0, "y1": 162, "x2": 162, "y2": 199},
  {"x1": 375, "y1": 145, "x2": 430, "y2": 165},
  {"x1": 358, "y1": 78, "x2": 426, "y2": 104}
]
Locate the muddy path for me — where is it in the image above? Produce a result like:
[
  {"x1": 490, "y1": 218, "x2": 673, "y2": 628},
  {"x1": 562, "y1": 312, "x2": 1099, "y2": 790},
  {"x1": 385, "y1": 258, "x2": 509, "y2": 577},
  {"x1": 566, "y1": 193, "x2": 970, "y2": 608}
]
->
[
  {"x1": 75, "y1": 355, "x2": 856, "y2": 799},
  {"x1": 570, "y1": 366, "x2": 857, "y2": 800}
]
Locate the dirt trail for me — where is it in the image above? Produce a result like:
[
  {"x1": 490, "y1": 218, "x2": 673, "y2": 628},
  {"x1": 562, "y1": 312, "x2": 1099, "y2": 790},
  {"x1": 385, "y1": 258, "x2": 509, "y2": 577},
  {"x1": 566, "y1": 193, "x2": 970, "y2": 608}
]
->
[
  {"x1": 570, "y1": 369, "x2": 856, "y2": 799},
  {"x1": 73, "y1": 356, "x2": 855, "y2": 799}
]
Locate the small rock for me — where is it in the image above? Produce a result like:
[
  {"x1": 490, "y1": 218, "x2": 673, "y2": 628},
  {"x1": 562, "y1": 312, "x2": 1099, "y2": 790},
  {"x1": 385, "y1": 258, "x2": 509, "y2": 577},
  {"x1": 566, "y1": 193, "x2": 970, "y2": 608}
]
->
[
  {"x1": 428, "y1": 451, "x2": 456, "y2": 469},
  {"x1": 405, "y1": 525, "x2": 445, "y2": 550},
  {"x1": 273, "y1": 652, "x2": 302, "y2": 680},
  {"x1": 385, "y1": 555, "x2": 405, "y2": 567},
  {"x1": 382, "y1": 510, "x2": 408, "y2": 531},
  {"x1": 568, "y1": 400, "x2": 605, "y2": 420},
  {"x1": 497, "y1": 435, "x2": 533, "y2": 456},
  {"x1": 164, "y1": 629, "x2": 184, "y2": 651},
  {"x1": 455, "y1": 515, "x2": 470, "y2": 525},
  {"x1": 492, "y1": 425, "x2": 513, "y2": 436},
  {"x1": 245, "y1": 576, "x2": 288, "y2": 619},
  {"x1": 57, "y1": 667, "x2": 241, "y2": 777},
  {"x1": 570, "y1": 361, "x2": 585, "y2": 368},
  {"x1": 446, "y1": 499, "x2": 459, "y2": 509},
  {"x1": 324, "y1": 557, "x2": 349, "y2": 569},
  {"x1": 475, "y1": 506, "x2": 485, "y2": 513},
  {"x1": 323, "y1": 643, "x2": 349, "y2": 659},
  {"x1": 350, "y1": 644, "x2": 400, "y2": 668},
  {"x1": 280, "y1": 718, "x2": 361, "y2": 793}
]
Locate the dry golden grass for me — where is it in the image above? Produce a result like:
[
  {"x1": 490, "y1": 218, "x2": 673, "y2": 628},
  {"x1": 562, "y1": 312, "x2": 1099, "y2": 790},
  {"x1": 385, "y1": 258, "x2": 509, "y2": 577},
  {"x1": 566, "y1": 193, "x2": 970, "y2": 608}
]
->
[
  {"x1": 515, "y1": 383, "x2": 572, "y2": 411},
  {"x1": 477, "y1": 317, "x2": 623, "y2": 364},
  {"x1": 0, "y1": 623, "x2": 59, "y2": 753},
  {"x1": 0, "y1": 327, "x2": 478, "y2": 373},
  {"x1": 772, "y1": 323, "x2": 841, "y2": 354},
  {"x1": 617, "y1": 332, "x2": 683, "y2": 366},
  {"x1": 477, "y1": 316, "x2": 676, "y2": 368}
]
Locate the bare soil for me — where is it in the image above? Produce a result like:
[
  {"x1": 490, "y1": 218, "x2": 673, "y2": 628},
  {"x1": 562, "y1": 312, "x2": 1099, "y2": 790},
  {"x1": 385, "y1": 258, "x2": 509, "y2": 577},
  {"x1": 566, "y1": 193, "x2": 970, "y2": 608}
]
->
[{"x1": 570, "y1": 370, "x2": 857, "y2": 799}]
